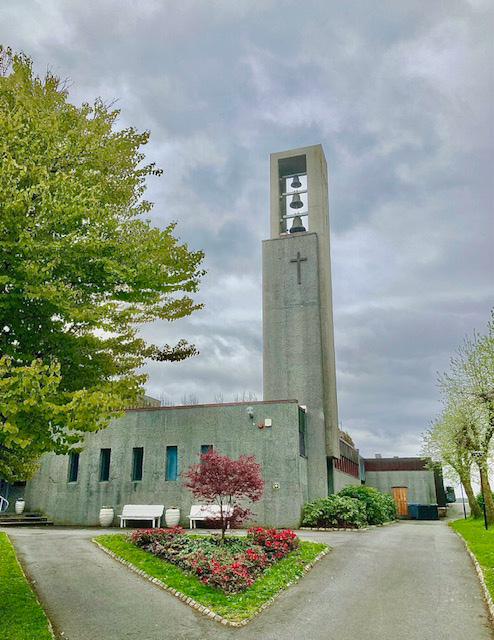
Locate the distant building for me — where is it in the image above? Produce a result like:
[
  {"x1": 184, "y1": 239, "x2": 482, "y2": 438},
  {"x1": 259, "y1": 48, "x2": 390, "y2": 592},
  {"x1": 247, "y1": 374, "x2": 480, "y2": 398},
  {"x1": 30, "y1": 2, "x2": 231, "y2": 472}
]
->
[{"x1": 364, "y1": 456, "x2": 447, "y2": 517}]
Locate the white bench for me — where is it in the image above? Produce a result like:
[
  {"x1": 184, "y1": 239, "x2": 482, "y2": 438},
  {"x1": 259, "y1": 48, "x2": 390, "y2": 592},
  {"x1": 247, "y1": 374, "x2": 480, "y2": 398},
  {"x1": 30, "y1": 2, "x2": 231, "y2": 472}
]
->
[
  {"x1": 188, "y1": 504, "x2": 233, "y2": 529},
  {"x1": 119, "y1": 504, "x2": 164, "y2": 528}
]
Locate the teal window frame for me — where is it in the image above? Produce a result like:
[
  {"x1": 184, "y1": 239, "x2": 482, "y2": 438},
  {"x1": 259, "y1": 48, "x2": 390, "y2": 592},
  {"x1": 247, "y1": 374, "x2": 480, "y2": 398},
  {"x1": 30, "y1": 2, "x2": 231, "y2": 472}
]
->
[{"x1": 166, "y1": 446, "x2": 178, "y2": 481}]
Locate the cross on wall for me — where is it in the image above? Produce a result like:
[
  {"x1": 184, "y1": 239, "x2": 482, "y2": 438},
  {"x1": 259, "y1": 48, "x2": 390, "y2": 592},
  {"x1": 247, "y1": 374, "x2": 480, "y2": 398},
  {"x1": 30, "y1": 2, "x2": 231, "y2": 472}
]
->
[{"x1": 290, "y1": 252, "x2": 307, "y2": 284}]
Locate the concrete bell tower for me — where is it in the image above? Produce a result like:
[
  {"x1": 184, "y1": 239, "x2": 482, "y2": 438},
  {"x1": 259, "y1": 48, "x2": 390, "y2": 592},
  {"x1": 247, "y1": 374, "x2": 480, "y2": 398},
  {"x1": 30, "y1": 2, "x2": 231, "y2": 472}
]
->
[{"x1": 262, "y1": 144, "x2": 339, "y2": 501}]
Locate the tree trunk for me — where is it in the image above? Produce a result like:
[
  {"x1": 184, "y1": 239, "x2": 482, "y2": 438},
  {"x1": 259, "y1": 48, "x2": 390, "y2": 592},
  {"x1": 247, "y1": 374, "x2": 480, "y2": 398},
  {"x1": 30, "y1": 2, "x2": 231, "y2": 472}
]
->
[
  {"x1": 459, "y1": 471, "x2": 482, "y2": 518},
  {"x1": 479, "y1": 465, "x2": 494, "y2": 525}
]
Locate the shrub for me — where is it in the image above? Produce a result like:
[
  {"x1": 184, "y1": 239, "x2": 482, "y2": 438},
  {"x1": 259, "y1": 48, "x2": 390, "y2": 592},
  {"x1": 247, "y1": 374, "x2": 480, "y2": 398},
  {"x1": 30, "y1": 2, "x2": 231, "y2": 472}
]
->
[
  {"x1": 247, "y1": 527, "x2": 298, "y2": 558},
  {"x1": 338, "y1": 486, "x2": 397, "y2": 524},
  {"x1": 302, "y1": 495, "x2": 366, "y2": 528},
  {"x1": 129, "y1": 526, "x2": 185, "y2": 548},
  {"x1": 476, "y1": 491, "x2": 494, "y2": 511}
]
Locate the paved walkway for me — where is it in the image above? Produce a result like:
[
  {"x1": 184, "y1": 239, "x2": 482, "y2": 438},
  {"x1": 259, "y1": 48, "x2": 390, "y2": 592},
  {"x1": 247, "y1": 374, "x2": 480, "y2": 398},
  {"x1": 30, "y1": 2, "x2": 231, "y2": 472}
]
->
[{"x1": 4, "y1": 521, "x2": 493, "y2": 640}]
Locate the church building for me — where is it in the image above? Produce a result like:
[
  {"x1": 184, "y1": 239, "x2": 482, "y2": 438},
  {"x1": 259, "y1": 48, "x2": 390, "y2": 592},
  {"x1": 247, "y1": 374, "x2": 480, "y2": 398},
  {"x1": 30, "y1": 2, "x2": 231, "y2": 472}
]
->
[{"x1": 16, "y1": 145, "x2": 363, "y2": 527}]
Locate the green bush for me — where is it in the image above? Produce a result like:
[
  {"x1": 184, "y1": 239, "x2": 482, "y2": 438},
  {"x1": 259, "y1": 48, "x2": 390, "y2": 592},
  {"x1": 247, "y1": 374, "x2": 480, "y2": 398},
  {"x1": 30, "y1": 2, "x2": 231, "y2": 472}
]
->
[
  {"x1": 302, "y1": 495, "x2": 367, "y2": 528},
  {"x1": 338, "y1": 485, "x2": 397, "y2": 524},
  {"x1": 476, "y1": 491, "x2": 494, "y2": 511}
]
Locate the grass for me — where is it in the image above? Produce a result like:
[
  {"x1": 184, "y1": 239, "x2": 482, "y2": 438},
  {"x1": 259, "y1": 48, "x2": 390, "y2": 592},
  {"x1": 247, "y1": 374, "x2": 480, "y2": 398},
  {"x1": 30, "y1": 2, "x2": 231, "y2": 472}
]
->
[
  {"x1": 0, "y1": 532, "x2": 53, "y2": 640},
  {"x1": 450, "y1": 517, "x2": 494, "y2": 601},
  {"x1": 94, "y1": 533, "x2": 328, "y2": 622}
]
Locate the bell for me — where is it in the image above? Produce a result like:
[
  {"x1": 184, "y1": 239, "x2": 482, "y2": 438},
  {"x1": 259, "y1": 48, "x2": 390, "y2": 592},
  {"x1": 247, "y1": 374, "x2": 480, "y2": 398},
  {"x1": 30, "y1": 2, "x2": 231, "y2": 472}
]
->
[
  {"x1": 289, "y1": 216, "x2": 306, "y2": 233},
  {"x1": 289, "y1": 193, "x2": 303, "y2": 209},
  {"x1": 291, "y1": 175, "x2": 302, "y2": 189}
]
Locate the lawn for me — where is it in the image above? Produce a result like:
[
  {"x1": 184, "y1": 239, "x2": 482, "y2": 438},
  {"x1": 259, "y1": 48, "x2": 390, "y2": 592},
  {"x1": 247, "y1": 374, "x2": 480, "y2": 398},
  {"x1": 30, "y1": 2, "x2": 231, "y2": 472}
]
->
[
  {"x1": 0, "y1": 532, "x2": 53, "y2": 640},
  {"x1": 450, "y1": 517, "x2": 494, "y2": 601},
  {"x1": 94, "y1": 533, "x2": 328, "y2": 623}
]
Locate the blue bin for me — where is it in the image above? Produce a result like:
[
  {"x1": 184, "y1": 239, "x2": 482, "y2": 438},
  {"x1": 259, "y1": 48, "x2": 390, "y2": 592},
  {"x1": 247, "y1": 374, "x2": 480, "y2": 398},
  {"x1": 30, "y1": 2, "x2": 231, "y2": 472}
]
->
[{"x1": 407, "y1": 503, "x2": 420, "y2": 519}]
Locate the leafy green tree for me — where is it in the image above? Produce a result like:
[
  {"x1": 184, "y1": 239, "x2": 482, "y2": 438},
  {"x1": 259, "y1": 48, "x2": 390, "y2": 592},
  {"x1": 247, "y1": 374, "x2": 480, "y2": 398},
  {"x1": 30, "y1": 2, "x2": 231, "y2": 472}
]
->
[{"x1": 0, "y1": 47, "x2": 205, "y2": 479}]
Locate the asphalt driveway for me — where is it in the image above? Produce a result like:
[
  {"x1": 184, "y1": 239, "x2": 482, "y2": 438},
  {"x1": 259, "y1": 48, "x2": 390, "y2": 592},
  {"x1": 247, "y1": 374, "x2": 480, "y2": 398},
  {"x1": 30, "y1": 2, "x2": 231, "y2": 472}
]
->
[{"x1": 4, "y1": 521, "x2": 493, "y2": 640}]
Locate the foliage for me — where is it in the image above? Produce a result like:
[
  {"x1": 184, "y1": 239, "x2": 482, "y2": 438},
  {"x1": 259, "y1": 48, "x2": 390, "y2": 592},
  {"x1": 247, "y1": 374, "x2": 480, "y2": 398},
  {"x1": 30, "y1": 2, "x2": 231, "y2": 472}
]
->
[
  {"x1": 422, "y1": 312, "x2": 494, "y2": 523},
  {"x1": 0, "y1": 47, "x2": 205, "y2": 479},
  {"x1": 339, "y1": 429, "x2": 355, "y2": 448},
  {"x1": 129, "y1": 527, "x2": 299, "y2": 594},
  {"x1": 476, "y1": 491, "x2": 494, "y2": 511},
  {"x1": 183, "y1": 450, "x2": 264, "y2": 540},
  {"x1": 0, "y1": 532, "x2": 53, "y2": 639},
  {"x1": 0, "y1": 355, "x2": 120, "y2": 481},
  {"x1": 96, "y1": 534, "x2": 327, "y2": 623},
  {"x1": 338, "y1": 485, "x2": 397, "y2": 524},
  {"x1": 422, "y1": 403, "x2": 483, "y2": 518},
  {"x1": 450, "y1": 517, "x2": 494, "y2": 601},
  {"x1": 246, "y1": 527, "x2": 298, "y2": 557},
  {"x1": 301, "y1": 495, "x2": 367, "y2": 528}
]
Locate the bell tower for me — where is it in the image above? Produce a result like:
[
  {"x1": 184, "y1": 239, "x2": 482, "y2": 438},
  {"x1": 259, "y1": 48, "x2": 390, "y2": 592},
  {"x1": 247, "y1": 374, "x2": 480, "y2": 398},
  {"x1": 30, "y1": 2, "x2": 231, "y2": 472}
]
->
[{"x1": 262, "y1": 144, "x2": 339, "y2": 500}]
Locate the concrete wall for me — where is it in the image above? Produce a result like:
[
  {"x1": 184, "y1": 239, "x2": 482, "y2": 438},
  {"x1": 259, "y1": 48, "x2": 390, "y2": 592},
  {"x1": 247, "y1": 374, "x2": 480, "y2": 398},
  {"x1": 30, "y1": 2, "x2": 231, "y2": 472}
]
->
[
  {"x1": 263, "y1": 232, "x2": 330, "y2": 501},
  {"x1": 365, "y1": 470, "x2": 437, "y2": 504},
  {"x1": 332, "y1": 469, "x2": 362, "y2": 494},
  {"x1": 24, "y1": 400, "x2": 307, "y2": 528}
]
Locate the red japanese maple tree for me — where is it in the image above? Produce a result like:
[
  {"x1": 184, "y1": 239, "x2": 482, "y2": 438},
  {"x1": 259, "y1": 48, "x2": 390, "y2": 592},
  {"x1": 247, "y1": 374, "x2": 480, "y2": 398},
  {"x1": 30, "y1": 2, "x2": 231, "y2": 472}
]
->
[{"x1": 183, "y1": 450, "x2": 264, "y2": 541}]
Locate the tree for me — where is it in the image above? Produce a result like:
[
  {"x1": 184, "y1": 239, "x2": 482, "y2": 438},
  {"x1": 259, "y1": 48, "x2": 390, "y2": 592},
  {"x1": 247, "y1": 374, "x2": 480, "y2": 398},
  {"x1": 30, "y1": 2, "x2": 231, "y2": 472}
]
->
[
  {"x1": 422, "y1": 403, "x2": 482, "y2": 518},
  {"x1": 233, "y1": 390, "x2": 258, "y2": 402},
  {"x1": 180, "y1": 393, "x2": 199, "y2": 405},
  {"x1": 0, "y1": 47, "x2": 205, "y2": 479},
  {"x1": 183, "y1": 450, "x2": 264, "y2": 541},
  {"x1": 424, "y1": 313, "x2": 494, "y2": 523}
]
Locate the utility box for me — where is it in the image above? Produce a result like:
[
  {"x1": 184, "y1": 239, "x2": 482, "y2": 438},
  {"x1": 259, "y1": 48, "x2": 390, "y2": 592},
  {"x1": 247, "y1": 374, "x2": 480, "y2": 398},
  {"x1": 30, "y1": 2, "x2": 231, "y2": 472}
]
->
[{"x1": 417, "y1": 505, "x2": 439, "y2": 520}]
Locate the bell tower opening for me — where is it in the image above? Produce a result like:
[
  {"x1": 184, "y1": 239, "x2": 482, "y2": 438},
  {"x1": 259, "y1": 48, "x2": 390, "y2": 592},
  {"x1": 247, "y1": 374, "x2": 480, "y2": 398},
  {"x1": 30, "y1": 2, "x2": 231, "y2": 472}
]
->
[{"x1": 278, "y1": 154, "x2": 308, "y2": 235}]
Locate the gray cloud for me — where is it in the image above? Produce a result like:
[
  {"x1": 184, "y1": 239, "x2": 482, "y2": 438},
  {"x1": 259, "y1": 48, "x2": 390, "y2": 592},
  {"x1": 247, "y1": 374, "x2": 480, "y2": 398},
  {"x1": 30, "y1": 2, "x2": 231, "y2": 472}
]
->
[{"x1": 2, "y1": 0, "x2": 492, "y2": 458}]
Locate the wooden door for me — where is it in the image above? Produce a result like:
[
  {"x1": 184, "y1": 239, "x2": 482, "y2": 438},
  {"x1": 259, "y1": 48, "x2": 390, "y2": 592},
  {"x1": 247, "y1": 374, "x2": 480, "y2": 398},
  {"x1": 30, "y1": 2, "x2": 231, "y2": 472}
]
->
[{"x1": 392, "y1": 486, "x2": 408, "y2": 516}]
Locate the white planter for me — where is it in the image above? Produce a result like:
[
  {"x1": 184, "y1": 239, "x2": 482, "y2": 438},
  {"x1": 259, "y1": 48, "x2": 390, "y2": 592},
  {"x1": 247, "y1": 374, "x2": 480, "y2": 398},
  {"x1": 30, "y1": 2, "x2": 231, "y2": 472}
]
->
[
  {"x1": 15, "y1": 499, "x2": 25, "y2": 515},
  {"x1": 99, "y1": 507, "x2": 114, "y2": 527},
  {"x1": 165, "y1": 508, "x2": 180, "y2": 527}
]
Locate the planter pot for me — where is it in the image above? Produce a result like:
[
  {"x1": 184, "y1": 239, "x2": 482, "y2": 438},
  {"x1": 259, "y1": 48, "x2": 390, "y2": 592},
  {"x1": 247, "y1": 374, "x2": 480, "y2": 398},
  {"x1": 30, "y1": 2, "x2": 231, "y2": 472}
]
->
[
  {"x1": 99, "y1": 507, "x2": 114, "y2": 527},
  {"x1": 165, "y1": 508, "x2": 180, "y2": 527},
  {"x1": 15, "y1": 499, "x2": 25, "y2": 515}
]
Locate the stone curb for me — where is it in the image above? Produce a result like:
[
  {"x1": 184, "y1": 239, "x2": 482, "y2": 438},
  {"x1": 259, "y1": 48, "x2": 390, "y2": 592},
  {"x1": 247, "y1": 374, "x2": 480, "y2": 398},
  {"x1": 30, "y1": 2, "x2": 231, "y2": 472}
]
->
[
  {"x1": 300, "y1": 520, "x2": 398, "y2": 532},
  {"x1": 6, "y1": 533, "x2": 56, "y2": 639},
  {"x1": 452, "y1": 529, "x2": 494, "y2": 622},
  {"x1": 92, "y1": 538, "x2": 331, "y2": 627}
]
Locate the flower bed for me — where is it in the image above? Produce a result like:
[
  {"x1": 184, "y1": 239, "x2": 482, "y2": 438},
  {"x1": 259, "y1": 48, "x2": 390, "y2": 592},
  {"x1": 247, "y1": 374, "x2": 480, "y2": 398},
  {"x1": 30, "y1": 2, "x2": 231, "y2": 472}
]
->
[{"x1": 129, "y1": 526, "x2": 298, "y2": 594}]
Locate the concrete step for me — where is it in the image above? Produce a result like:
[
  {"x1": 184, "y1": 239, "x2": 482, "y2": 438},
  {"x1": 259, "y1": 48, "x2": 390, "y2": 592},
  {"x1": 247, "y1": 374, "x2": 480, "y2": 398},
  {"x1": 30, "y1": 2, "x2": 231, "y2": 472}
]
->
[{"x1": 0, "y1": 512, "x2": 53, "y2": 526}]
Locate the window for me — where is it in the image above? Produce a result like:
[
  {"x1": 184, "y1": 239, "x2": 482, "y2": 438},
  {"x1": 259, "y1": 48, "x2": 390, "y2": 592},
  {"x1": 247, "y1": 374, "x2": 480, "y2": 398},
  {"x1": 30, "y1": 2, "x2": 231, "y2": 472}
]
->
[
  {"x1": 200, "y1": 445, "x2": 213, "y2": 455},
  {"x1": 131, "y1": 447, "x2": 143, "y2": 482},
  {"x1": 99, "y1": 448, "x2": 111, "y2": 482},
  {"x1": 298, "y1": 407, "x2": 307, "y2": 457},
  {"x1": 68, "y1": 453, "x2": 80, "y2": 483},
  {"x1": 166, "y1": 446, "x2": 178, "y2": 481}
]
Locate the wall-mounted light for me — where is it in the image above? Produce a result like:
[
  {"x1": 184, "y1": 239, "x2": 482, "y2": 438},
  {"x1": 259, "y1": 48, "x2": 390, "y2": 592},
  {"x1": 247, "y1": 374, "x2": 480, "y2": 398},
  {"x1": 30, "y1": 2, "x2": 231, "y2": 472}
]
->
[{"x1": 247, "y1": 406, "x2": 254, "y2": 419}]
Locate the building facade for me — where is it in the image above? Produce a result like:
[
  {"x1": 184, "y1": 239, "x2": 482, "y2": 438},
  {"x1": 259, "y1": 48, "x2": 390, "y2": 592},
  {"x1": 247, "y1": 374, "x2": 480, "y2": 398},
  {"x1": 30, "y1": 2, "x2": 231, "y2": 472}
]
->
[{"x1": 5, "y1": 145, "x2": 362, "y2": 527}]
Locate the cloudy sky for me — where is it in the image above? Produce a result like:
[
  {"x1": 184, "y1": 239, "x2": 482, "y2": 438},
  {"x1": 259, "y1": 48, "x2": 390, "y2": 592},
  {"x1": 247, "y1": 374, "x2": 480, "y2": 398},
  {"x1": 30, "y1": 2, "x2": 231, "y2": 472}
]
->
[{"x1": 2, "y1": 0, "x2": 492, "y2": 458}]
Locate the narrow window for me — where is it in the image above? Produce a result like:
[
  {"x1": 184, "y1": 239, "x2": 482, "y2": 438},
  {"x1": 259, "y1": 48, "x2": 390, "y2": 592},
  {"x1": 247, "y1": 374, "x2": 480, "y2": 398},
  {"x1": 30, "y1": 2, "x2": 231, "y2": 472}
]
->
[
  {"x1": 298, "y1": 407, "x2": 307, "y2": 457},
  {"x1": 200, "y1": 445, "x2": 213, "y2": 455},
  {"x1": 68, "y1": 453, "x2": 80, "y2": 483},
  {"x1": 166, "y1": 446, "x2": 178, "y2": 481},
  {"x1": 132, "y1": 447, "x2": 143, "y2": 482},
  {"x1": 99, "y1": 448, "x2": 111, "y2": 482}
]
